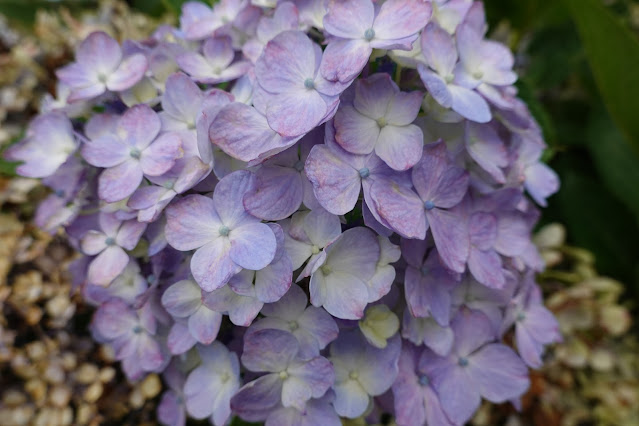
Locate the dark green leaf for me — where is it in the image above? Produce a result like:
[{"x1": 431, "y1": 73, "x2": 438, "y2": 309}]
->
[
  {"x1": 565, "y1": 0, "x2": 639, "y2": 155},
  {"x1": 586, "y1": 108, "x2": 639, "y2": 226}
]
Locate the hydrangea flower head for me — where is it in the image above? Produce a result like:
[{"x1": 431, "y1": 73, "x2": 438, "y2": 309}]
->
[{"x1": 14, "y1": 2, "x2": 562, "y2": 425}]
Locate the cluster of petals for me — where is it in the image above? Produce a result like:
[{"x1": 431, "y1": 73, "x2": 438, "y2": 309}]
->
[{"x1": 8, "y1": 0, "x2": 562, "y2": 425}]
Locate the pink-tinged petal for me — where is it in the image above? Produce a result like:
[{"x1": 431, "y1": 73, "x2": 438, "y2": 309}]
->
[
  {"x1": 243, "y1": 328, "x2": 299, "y2": 372},
  {"x1": 77, "y1": 31, "x2": 121, "y2": 73},
  {"x1": 323, "y1": 0, "x2": 374, "y2": 39},
  {"x1": 494, "y1": 213, "x2": 529, "y2": 256},
  {"x1": 467, "y1": 344, "x2": 530, "y2": 402},
  {"x1": 266, "y1": 90, "x2": 328, "y2": 137},
  {"x1": 432, "y1": 364, "x2": 479, "y2": 425},
  {"x1": 524, "y1": 162, "x2": 559, "y2": 207},
  {"x1": 209, "y1": 103, "x2": 288, "y2": 162},
  {"x1": 180, "y1": 2, "x2": 220, "y2": 40},
  {"x1": 167, "y1": 322, "x2": 197, "y2": 354},
  {"x1": 412, "y1": 142, "x2": 468, "y2": 208},
  {"x1": 158, "y1": 390, "x2": 187, "y2": 426},
  {"x1": 115, "y1": 219, "x2": 146, "y2": 250},
  {"x1": 98, "y1": 160, "x2": 144, "y2": 202},
  {"x1": 82, "y1": 135, "x2": 129, "y2": 168},
  {"x1": 297, "y1": 307, "x2": 339, "y2": 350},
  {"x1": 325, "y1": 227, "x2": 379, "y2": 276},
  {"x1": 375, "y1": 124, "x2": 423, "y2": 171},
  {"x1": 165, "y1": 194, "x2": 221, "y2": 251},
  {"x1": 202, "y1": 36, "x2": 234, "y2": 69},
  {"x1": 297, "y1": 251, "x2": 327, "y2": 282},
  {"x1": 119, "y1": 104, "x2": 161, "y2": 149},
  {"x1": 256, "y1": 30, "x2": 318, "y2": 94},
  {"x1": 81, "y1": 231, "x2": 108, "y2": 256},
  {"x1": 140, "y1": 132, "x2": 182, "y2": 176},
  {"x1": 386, "y1": 90, "x2": 424, "y2": 126},
  {"x1": 320, "y1": 39, "x2": 371, "y2": 83},
  {"x1": 127, "y1": 185, "x2": 170, "y2": 210},
  {"x1": 465, "y1": 122, "x2": 508, "y2": 183},
  {"x1": 284, "y1": 357, "x2": 334, "y2": 408},
  {"x1": 449, "y1": 84, "x2": 491, "y2": 123},
  {"x1": 191, "y1": 239, "x2": 241, "y2": 292},
  {"x1": 88, "y1": 245, "x2": 129, "y2": 286},
  {"x1": 255, "y1": 255, "x2": 293, "y2": 303},
  {"x1": 450, "y1": 308, "x2": 494, "y2": 357},
  {"x1": 258, "y1": 284, "x2": 305, "y2": 322},
  {"x1": 468, "y1": 248, "x2": 505, "y2": 289},
  {"x1": 229, "y1": 222, "x2": 277, "y2": 270},
  {"x1": 311, "y1": 271, "x2": 369, "y2": 320},
  {"x1": 231, "y1": 374, "x2": 282, "y2": 418},
  {"x1": 369, "y1": 180, "x2": 426, "y2": 239},
  {"x1": 352, "y1": 74, "x2": 396, "y2": 119},
  {"x1": 161, "y1": 280, "x2": 202, "y2": 318},
  {"x1": 213, "y1": 170, "x2": 256, "y2": 227},
  {"x1": 303, "y1": 208, "x2": 342, "y2": 248},
  {"x1": 106, "y1": 53, "x2": 148, "y2": 92},
  {"x1": 417, "y1": 66, "x2": 453, "y2": 108},
  {"x1": 85, "y1": 113, "x2": 119, "y2": 140},
  {"x1": 334, "y1": 105, "x2": 379, "y2": 154},
  {"x1": 304, "y1": 144, "x2": 361, "y2": 215},
  {"x1": 68, "y1": 82, "x2": 106, "y2": 103},
  {"x1": 162, "y1": 72, "x2": 203, "y2": 124},
  {"x1": 515, "y1": 325, "x2": 543, "y2": 369},
  {"x1": 244, "y1": 166, "x2": 303, "y2": 220},
  {"x1": 366, "y1": 266, "x2": 395, "y2": 303},
  {"x1": 373, "y1": 0, "x2": 432, "y2": 40},
  {"x1": 188, "y1": 306, "x2": 223, "y2": 344},
  {"x1": 205, "y1": 285, "x2": 263, "y2": 327},
  {"x1": 420, "y1": 23, "x2": 457, "y2": 76},
  {"x1": 427, "y1": 208, "x2": 469, "y2": 273},
  {"x1": 93, "y1": 299, "x2": 137, "y2": 339},
  {"x1": 176, "y1": 52, "x2": 214, "y2": 81}
]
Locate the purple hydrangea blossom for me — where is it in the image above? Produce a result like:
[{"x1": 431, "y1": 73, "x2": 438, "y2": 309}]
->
[
  {"x1": 370, "y1": 141, "x2": 470, "y2": 272},
  {"x1": 392, "y1": 342, "x2": 456, "y2": 426},
  {"x1": 161, "y1": 279, "x2": 223, "y2": 348},
  {"x1": 56, "y1": 31, "x2": 147, "y2": 102},
  {"x1": 305, "y1": 121, "x2": 408, "y2": 216},
  {"x1": 417, "y1": 22, "x2": 492, "y2": 123},
  {"x1": 422, "y1": 308, "x2": 530, "y2": 424},
  {"x1": 177, "y1": 36, "x2": 252, "y2": 84},
  {"x1": 204, "y1": 223, "x2": 293, "y2": 326},
  {"x1": 333, "y1": 73, "x2": 424, "y2": 171},
  {"x1": 250, "y1": 284, "x2": 339, "y2": 359},
  {"x1": 231, "y1": 329, "x2": 334, "y2": 418},
  {"x1": 81, "y1": 212, "x2": 146, "y2": 286},
  {"x1": 321, "y1": 0, "x2": 432, "y2": 83},
  {"x1": 165, "y1": 170, "x2": 277, "y2": 291},
  {"x1": 255, "y1": 30, "x2": 345, "y2": 137},
  {"x1": 329, "y1": 329, "x2": 401, "y2": 418},
  {"x1": 82, "y1": 104, "x2": 183, "y2": 202},
  {"x1": 92, "y1": 299, "x2": 168, "y2": 380},
  {"x1": 309, "y1": 227, "x2": 381, "y2": 319},
  {"x1": 15, "y1": 4, "x2": 563, "y2": 425},
  {"x1": 502, "y1": 276, "x2": 561, "y2": 368},
  {"x1": 183, "y1": 343, "x2": 240, "y2": 426},
  {"x1": 4, "y1": 112, "x2": 77, "y2": 178}
]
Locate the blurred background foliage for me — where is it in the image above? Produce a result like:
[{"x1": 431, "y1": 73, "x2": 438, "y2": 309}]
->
[{"x1": 0, "y1": 0, "x2": 638, "y2": 296}]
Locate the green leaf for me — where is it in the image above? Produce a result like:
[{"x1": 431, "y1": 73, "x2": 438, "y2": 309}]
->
[
  {"x1": 564, "y1": 0, "x2": 639, "y2": 155},
  {"x1": 547, "y1": 155, "x2": 639, "y2": 292},
  {"x1": 0, "y1": 159, "x2": 19, "y2": 177},
  {"x1": 586, "y1": 108, "x2": 639, "y2": 227}
]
